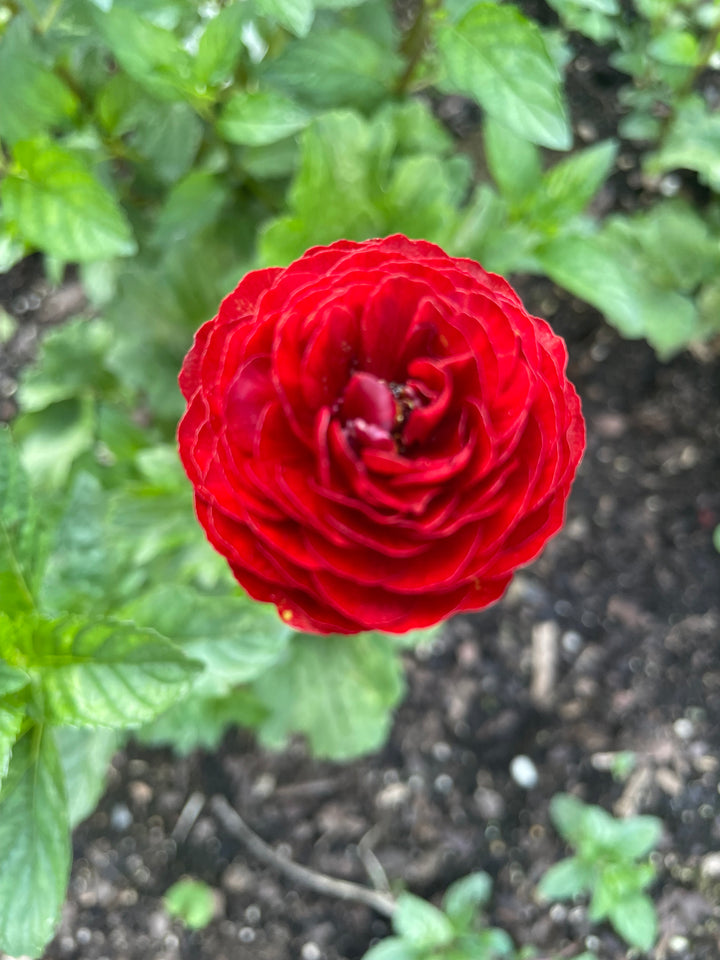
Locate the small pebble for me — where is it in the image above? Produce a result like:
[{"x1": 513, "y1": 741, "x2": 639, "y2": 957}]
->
[
  {"x1": 110, "y1": 803, "x2": 133, "y2": 831},
  {"x1": 510, "y1": 755, "x2": 538, "y2": 789},
  {"x1": 668, "y1": 935, "x2": 690, "y2": 954},
  {"x1": 673, "y1": 718, "x2": 694, "y2": 740},
  {"x1": 301, "y1": 942, "x2": 323, "y2": 960}
]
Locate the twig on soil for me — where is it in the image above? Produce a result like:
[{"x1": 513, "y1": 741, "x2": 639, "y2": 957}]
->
[
  {"x1": 211, "y1": 795, "x2": 397, "y2": 918},
  {"x1": 530, "y1": 620, "x2": 559, "y2": 708},
  {"x1": 357, "y1": 825, "x2": 392, "y2": 894},
  {"x1": 172, "y1": 790, "x2": 206, "y2": 844}
]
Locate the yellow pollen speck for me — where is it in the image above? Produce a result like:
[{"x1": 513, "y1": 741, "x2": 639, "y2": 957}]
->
[{"x1": 281, "y1": 610, "x2": 293, "y2": 621}]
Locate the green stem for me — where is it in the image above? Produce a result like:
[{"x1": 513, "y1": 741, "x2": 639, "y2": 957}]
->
[
  {"x1": 38, "y1": 0, "x2": 63, "y2": 33},
  {"x1": 394, "y1": 0, "x2": 440, "y2": 96}
]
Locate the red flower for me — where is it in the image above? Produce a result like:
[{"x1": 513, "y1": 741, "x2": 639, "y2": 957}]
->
[{"x1": 178, "y1": 236, "x2": 585, "y2": 635}]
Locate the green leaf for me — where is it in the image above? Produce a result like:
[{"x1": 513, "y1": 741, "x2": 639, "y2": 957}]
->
[
  {"x1": 259, "y1": 110, "x2": 383, "y2": 264},
  {"x1": 13, "y1": 396, "x2": 97, "y2": 491},
  {"x1": 18, "y1": 319, "x2": 113, "y2": 412},
  {"x1": 164, "y1": 878, "x2": 216, "y2": 929},
  {"x1": 610, "y1": 816, "x2": 662, "y2": 859},
  {"x1": 95, "y1": 6, "x2": 194, "y2": 102},
  {"x1": 54, "y1": 726, "x2": 118, "y2": 828},
  {"x1": 119, "y1": 585, "x2": 292, "y2": 687},
  {"x1": 392, "y1": 892, "x2": 455, "y2": 950},
  {"x1": 533, "y1": 139, "x2": 618, "y2": 222},
  {"x1": 607, "y1": 200, "x2": 720, "y2": 293},
  {"x1": 0, "y1": 706, "x2": 24, "y2": 786},
  {"x1": 0, "y1": 427, "x2": 40, "y2": 615},
  {"x1": 255, "y1": 0, "x2": 315, "y2": 36},
  {"x1": 537, "y1": 230, "x2": 697, "y2": 358},
  {"x1": 0, "y1": 726, "x2": 70, "y2": 958},
  {"x1": 138, "y1": 688, "x2": 267, "y2": 754},
  {"x1": 218, "y1": 90, "x2": 311, "y2": 146},
  {"x1": 545, "y1": 0, "x2": 620, "y2": 43},
  {"x1": 380, "y1": 153, "x2": 470, "y2": 244},
  {"x1": 483, "y1": 117, "x2": 542, "y2": 204},
  {"x1": 150, "y1": 171, "x2": 228, "y2": 247},
  {"x1": 435, "y1": 3, "x2": 571, "y2": 149},
  {"x1": 194, "y1": 3, "x2": 248, "y2": 86},
  {"x1": 442, "y1": 872, "x2": 492, "y2": 928},
  {"x1": 714, "y1": 524, "x2": 720, "y2": 553},
  {"x1": 649, "y1": 30, "x2": 700, "y2": 66},
  {"x1": 537, "y1": 856, "x2": 594, "y2": 900},
  {"x1": 0, "y1": 19, "x2": 78, "y2": 144},
  {"x1": 608, "y1": 892, "x2": 657, "y2": 949},
  {"x1": 263, "y1": 27, "x2": 401, "y2": 110},
  {"x1": 20, "y1": 616, "x2": 201, "y2": 728},
  {"x1": 645, "y1": 95, "x2": 720, "y2": 191},
  {"x1": 40, "y1": 473, "x2": 111, "y2": 616},
  {"x1": 2, "y1": 139, "x2": 136, "y2": 262},
  {"x1": 253, "y1": 631, "x2": 404, "y2": 759},
  {"x1": 548, "y1": 794, "x2": 587, "y2": 843},
  {"x1": 128, "y1": 101, "x2": 204, "y2": 184},
  {"x1": 361, "y1": 938, "x2": 417, "y2": 960}
]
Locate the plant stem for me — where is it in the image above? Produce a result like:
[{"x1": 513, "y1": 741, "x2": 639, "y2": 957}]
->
[
  {"x1": 211, "y1": 796, "x2": 397, "y2": 918},
  {"x1": 394, "y1": 0, "x2": 439, "y2": 96}
]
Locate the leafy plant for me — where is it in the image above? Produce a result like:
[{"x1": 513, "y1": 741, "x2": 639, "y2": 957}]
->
[
  {"x1": 538, "y1": 793, "x2": 662, "y2": 952},
  {"x1": 363, "y1": 872, "x2": 521, "y2": 960},
  {"x1": 164, "y1": 878, "x2": 216, "y2": 930}
]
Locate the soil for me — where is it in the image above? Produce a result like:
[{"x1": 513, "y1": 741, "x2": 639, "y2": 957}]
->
[{"x1": 1, "y1": 13, "x2": 720, "y2": 960}]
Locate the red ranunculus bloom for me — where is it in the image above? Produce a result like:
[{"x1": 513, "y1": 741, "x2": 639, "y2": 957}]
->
[{"x1": 178, "y1": 235, "x2": 585, "y2": 635}]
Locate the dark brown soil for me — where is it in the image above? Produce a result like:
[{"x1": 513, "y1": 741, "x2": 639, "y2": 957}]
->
[{"x1": 2, "y1": 17, "x2": 720, "y2": 960}]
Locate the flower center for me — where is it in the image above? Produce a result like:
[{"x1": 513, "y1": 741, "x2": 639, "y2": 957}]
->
[{"x1": 339, "y1": 372, "x2": 420, "y2": 452}]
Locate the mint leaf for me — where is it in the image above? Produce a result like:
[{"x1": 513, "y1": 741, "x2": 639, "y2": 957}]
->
[
  {"x1": 218, "y1": 90, "x2": 311, "y2": 146},
  {"x1": 2, "y1": 138, "x2": 136, "y2": 262},
  {"x1": 256, "y1": 0, "x2": 315, "y2": 37},
  {"x1": 23, "y1": 616, "x2": 201, "y2": 728},
  {"x1": 164, "y1": 878, "x2": 216, "y2": 930},
  {"x1": 483, "y1": 117, "x2": 542, "y2": 204},
  {"x1": 537, "y1": 856, "x2": 594, "y2": 900},
  {"x1": 95, "y1": 6, "x2": 193, "y2": 102},
  {"x1": 435, "y1": 2, "x2": 571, "y2": 149},
  {"x1": 0, "y1": 706, "x2": 23, "y2": 785},
  {"x1": 610, "y1": 816, "x2": 662, "y2": 859},
  {"x1": 0, "y1": 726, "x2": 70, "y2": 958},
  {"x1": 0, "y1": 428, "x2": 40, "y2": 615},
  {"x1": 120, "y1": 585, "x2": 292, "y2": 687},
  {"x1": 40, "y1": 473, "x2": 112, "y2": 616},
  {"x1": 537, "y1": 230, "x2": 697, "y2": 358},
  {"x1": 128, "y1": 101, "x2": 204, "y2": 184},
  {"x1": 263, "y1": 27, "x2": 401, "y2": 110},
  {"x1": 442, "y1": 872, "x2": 492, "y2": 927},
  {"x1": 12, "y1": 395, "x2": 97, "y2": 491},
  {"x1": 533, "y1": 139, "x2": 618, "y2": 222},
  {"x1": 362, "y1": 939, "x2": 417, "y2": 960},
  {"x1": 393, "y1": 893, "x2": 455, "y2": 950},
  {"x1": 545, "y1": 0, "x2": 620, "y2": 43},
  {"x1": 609, "y1": 893, "x2": 657, "y2": 950},
  {"x1": 54, "y1": 726, "x2": 118, "y2": 828},
  {"x1": 150, "y1": 171, "x2": 228, "y2": 247},
  {"x1": 0, "y1": 19, "x2": 77, "y2": 143},
  {"x1": 194, "y1": 3, "x2": 248, "y2": 86},
  {"x1": 253, "y1": 631, "x2": 404, "y2": 759},
  {"x1": 139, "y1": 688, "x2": 267, "y2": 754},
  {"x1": 645, "y1": 95, "x2": 720, "y2": 191}
]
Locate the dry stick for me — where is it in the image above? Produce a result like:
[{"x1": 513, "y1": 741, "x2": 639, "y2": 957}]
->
[{"x1": 211, "y1": 796, "x2": 396, "y2": 918}]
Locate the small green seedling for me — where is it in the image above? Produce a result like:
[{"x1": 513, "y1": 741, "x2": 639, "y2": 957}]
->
[
  {"x1": 538, "y1": 794, "x2": 662, "y2": 952},
  {"x1": 363, "y1": 871, "x2": 518, "y2": 960},
  {"x1": 164, "y1": 878, "x2": 216, "y2": 930}
]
